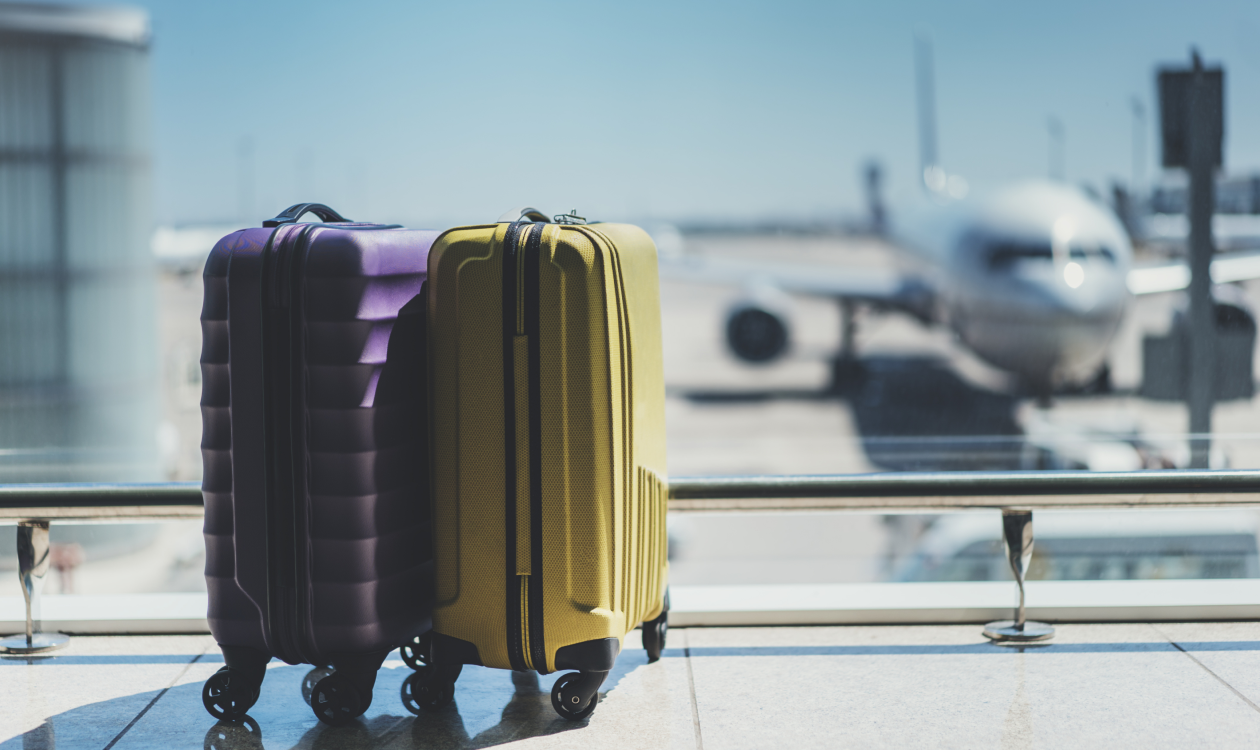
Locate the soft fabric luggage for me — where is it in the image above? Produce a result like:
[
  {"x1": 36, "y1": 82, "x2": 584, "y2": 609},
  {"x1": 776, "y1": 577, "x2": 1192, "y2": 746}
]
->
[
  {"x1": 200, "y1": 203, "x2": 437, "y2": 725},
  {"x1": 413, "y1": 209, "x2": 669, "y2": 720}
]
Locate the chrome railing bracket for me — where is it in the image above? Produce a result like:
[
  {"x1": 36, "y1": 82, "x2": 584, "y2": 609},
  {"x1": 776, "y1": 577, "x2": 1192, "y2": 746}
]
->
[
  {"x1": 983, "y1": 509, "x2": 1055, "y2": 645},
  {"x1": 1, "y1": 520, "x2": 69, "y2": 654}
]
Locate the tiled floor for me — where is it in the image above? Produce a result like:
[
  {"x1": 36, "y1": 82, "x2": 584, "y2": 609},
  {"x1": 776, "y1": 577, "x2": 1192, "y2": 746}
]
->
[{"x1": 4, "y1": 623, "x2": 1260, "y2": 748}]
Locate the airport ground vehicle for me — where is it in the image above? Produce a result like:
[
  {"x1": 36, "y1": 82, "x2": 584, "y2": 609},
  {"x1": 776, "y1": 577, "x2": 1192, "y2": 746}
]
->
[{"x1": 894, "y1": 509, "x2": 1260, "y2": 582}]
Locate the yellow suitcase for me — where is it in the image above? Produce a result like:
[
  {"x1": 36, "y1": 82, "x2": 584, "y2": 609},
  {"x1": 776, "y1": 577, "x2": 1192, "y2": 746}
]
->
[{"x1": 411, "y1": 209, "x2": 668, "y2": 720}]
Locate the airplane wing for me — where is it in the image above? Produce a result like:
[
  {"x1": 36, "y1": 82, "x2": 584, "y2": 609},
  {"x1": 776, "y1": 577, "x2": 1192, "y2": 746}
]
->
[
  {"x1": 658, "y1": 254, "x2": 935, "y2": 321},
  {"x1": 1141, "y1": 214, "x2": 1260, "y2": 255},
  {"x1": 1127, "y1": 249, "x2": 1260, "y2": 295}
]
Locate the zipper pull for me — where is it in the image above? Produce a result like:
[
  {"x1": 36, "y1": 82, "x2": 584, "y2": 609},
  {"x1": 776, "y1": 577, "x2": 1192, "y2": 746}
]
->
[{"x1": 553, "y1": 209, "x2": 587, "y2": 225}]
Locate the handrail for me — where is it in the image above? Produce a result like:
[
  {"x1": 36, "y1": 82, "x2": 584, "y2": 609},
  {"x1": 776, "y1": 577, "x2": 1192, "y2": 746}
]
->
[
  {"x1": 4, "y1": 472, "x2": 1260, "y2": 648},
  {"x1": 3, "y1": 470, "x2": 1260, "y2": 520},
  {"x1": 0, "y1": 482, "x2": 202, "y2": 520},
  {"x1": 667, "y1": 470, "x2": 1260, "y2": 511}
]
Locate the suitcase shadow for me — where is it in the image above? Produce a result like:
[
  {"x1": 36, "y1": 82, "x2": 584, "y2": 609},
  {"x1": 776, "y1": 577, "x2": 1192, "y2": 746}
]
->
[
  {"x1": 291, "y1": 657, "x2": 644, "y2": 749},
  {"x1": 398, "y1": 652, "x2": 644, "y2": 748},
  {"x1": 3, "y1": 655, "x2": 641, "y2": 750},
  {"x1": 394, "y1": 670, "x2": 579, "y2": 748}
]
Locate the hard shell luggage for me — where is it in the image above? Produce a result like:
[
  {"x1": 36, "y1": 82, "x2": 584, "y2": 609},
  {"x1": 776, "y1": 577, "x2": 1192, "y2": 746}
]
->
[
  {"x1": 200, "y1": 203, "x2": 437, "y2": 725},
  {"x1": 415, "y1": 209, "x2": 670, "y2": 720}
]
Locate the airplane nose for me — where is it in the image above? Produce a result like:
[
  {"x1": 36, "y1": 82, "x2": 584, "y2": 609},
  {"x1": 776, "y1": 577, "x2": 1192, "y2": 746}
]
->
[{"x1": 1045, "y1": 261, "x2": 1126, "y2": 318}]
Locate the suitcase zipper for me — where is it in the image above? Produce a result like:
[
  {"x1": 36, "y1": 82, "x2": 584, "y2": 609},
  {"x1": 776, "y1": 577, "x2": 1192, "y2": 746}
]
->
[
  {"x1": 260, "y1": 224, "x2": 317, "y2": 665},
  {"x1": 523, "y1": 222, "x2": 547, "y2": 673},
  {"x1": 501, "y1": 220, "x2": 528, "y2": 672},
  {"x1": 501, "y1": 220, "x2": 549, "y2": 673}
]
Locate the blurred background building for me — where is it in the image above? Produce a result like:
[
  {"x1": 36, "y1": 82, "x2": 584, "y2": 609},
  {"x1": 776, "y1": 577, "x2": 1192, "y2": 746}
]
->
[{"x1": 0, "y1": 3, "x2": 159, "y2": 482}]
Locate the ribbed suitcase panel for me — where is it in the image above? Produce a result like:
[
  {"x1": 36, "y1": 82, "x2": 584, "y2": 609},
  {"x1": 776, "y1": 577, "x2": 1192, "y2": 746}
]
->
[
  {"x1": 303, "y1": 320, "x2": 393, "y2": 365},
  {"x1": 299, "y1": 227, "x2": 431, "y2": 656},
  {"x1": 307, "y1": 488, "x2": 424, "y2": 539},
  {"x1": 309, "y1": 562, "x2": 434, "y2": 646},
  {"x1": 202, "y1": 230, "x2": 268, "y2": 650},
  {"x1": 305, "y1": 276, "x2": 428, "y2": 321},
  {"x1": 309, "y1": 527, "x2": 421, "y2": 583},
  {"x1": 202, "y1": 225, "x2": 434, "y2": 660},
  {"x1": 307, "y1": 445, "x2": 418, "y2": 497},
  {"x1": 305, "y1": 405, "x2": 415, "y2": 453}
]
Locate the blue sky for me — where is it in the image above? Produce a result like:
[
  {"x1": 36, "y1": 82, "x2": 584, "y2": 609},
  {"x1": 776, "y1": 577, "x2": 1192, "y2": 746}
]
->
[{"x1": 77, "y1": 0, "x2": 1260, "y2": 226}]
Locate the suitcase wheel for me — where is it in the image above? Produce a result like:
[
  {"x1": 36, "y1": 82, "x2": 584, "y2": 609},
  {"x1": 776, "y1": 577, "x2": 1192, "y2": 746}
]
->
[
  {"x1": 202, "y1": 666, "x2": 261, "y2": 721},
  {"x1": 399, "y1": 632, "x2": 432, "y2": 671},
  {"x1": 311, "y1": 672, "x2": 364, "y2": 726},
  {"x1": 400, "y1": 665, "x2": 459, "y2": 714},
  {"x1": 551, "y1": 671, "x2": 607, "y2": 721},
  {"x1": 643, "y1": 588, "x2": 670, "y2": 663},
  {"x1": 642, "y1": 613, "x2": 668, "y2": 663},
  {"x1": 300, "y1": 666, "x2": 335, "y2": 706}
]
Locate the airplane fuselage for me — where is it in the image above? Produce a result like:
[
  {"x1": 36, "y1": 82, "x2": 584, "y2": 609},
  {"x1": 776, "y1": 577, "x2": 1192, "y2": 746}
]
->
[{"x1": 894, "y1": 181, "x2": 1132, "y2": 391}]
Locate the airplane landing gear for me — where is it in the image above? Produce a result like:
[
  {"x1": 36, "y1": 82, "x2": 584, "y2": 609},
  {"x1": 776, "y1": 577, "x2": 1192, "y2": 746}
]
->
[
  {"x1": 830, "y1": 356, "x2": 866, "y2": 394},
  {"x1": 1085, "y1": 363, "x2": 1112, "y2": 394},
  {"x1": 829, "y1": 299, "x2": 866, "y2": 394}
]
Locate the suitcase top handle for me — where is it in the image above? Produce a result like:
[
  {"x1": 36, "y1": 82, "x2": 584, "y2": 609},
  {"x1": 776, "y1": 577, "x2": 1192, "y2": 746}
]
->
[
  {"x1": 497, "y1": 207, "x2": 551, "y2": 224},
  {"x1": 496, "y1": 207, "x2": 588, "y2": 225},
  {"x1": 263, "y1": 203, "x2": 351, "y2": 228}
]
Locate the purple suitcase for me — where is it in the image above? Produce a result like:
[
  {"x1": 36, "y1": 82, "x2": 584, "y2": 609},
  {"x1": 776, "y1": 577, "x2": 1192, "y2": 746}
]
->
[{"x1": 200, "y1": 204, "x2": 436, "y2": 725}]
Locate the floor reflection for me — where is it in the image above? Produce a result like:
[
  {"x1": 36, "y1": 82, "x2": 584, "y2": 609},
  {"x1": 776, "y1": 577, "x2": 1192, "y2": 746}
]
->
[
  {"x1": 204, "y1": 717, "x2": 263, "y2": 750},
  {"x1": 4, "y1": 649, "x2": 651, "y2": 749},
  {"x1": 393, "y1": 670, "x2": 581, "y2": 748}
]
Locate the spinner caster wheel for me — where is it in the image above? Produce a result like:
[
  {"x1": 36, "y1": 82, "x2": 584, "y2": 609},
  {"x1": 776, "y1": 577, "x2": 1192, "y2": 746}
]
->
[
  {"x1": 311, "y1": 672, "x2": 364, "y2": 726},
  {"x1": 202, "y1": 667, "x2": 260, "y2": 721},
  {"x1": 551, "y1": 672, "x2": 600, "y2": 721},
  {"x1": 642, "y1": 615, "x2": 668, "y2": 663},
  {"x1": 301, "y1": 666, "x2": 334, "y2": 706},
  {"x1": 402, "y1": 670, "x2": 456, "y2": 714},
  {"x1": 643, "y1": 588, "x2": 670, "y2": 663},
  {"x1": 399, "y1": 632, "x2": 432, "y2": 671}
]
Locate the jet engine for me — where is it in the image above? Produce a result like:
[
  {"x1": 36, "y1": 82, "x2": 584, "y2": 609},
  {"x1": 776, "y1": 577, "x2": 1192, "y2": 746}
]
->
[{"x1": 725, "y1": 289, "x2": 792, "y2": 363}]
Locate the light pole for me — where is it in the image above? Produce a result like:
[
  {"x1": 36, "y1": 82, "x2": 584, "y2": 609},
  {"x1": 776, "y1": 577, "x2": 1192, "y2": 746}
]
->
[{"x1": 1047, "y1": 116, "x2": 1065, "y2": 181}]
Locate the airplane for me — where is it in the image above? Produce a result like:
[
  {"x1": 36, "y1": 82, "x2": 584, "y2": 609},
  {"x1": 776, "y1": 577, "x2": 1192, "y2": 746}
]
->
[{"x1": 658, "y1": 41, "x2": 1260, "y2": 399}]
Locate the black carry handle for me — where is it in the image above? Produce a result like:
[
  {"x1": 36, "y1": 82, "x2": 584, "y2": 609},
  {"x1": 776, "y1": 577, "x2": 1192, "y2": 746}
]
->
[
  {"x1": 495, "y1": 207, "x2": 589, "y2": 225},
  {"x1": 262, "y1": 203, "x2": 351, "y2": 228},
  {"x1": 496, "y1": 207, "x2": 550, "y2": 224}
]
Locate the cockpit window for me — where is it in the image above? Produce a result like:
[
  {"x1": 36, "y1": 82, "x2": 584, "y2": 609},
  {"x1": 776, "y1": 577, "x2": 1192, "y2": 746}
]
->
[
  {"x1": 987, "y1": 243, "x2": 1116, "y2": 271},
  {"x1": 986, "y1": 243, "x2": 1052, "y2": 270},
  {"x1": 1070, "y1": 246, "x2": 1117, "y2": 264}
]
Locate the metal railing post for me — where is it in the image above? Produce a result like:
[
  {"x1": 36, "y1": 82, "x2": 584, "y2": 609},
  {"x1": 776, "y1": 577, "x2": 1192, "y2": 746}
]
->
[
  {"x1": 0, "y1": 520, "x2": 69, "y2": 654},
  {"x1": 982, "y1": 510, "x2": 1054, "y2": 644}
]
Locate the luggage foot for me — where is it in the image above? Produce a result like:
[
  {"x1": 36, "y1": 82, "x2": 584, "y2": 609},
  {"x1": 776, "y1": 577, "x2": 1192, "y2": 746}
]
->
[
  {"x1": 643, "y1": 588, "x2": 670, "y2": 663},
  {"x1": 311, "y1": 672, "x2": 363, "y2": 726},
  {"x1": 202, "y1": 667, "x2": 260, "y2": 720},
  {"x1": 399, "y1": 631, "x2": 432, "y2": 671},
  {"x1": 402, "y1": 663, "x2": 461, "y2": 714},
  {"x1": 551, "y1": 671, "x2": 607, "y2": 721}
]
